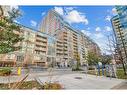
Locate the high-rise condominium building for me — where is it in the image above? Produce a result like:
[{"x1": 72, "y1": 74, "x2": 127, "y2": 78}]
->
[
  {"x1": 0, "y1": 7, "x2": 101, "y2": 67},
  {"x1": 111, "y1": 6, "x2": 127, "y2": 65},
  {"x1": 40, "y1": 9, "x2": 101, "y2": 66}
]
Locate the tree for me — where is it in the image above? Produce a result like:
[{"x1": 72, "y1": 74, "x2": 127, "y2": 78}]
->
[
  {"x1": 72, "y1": 52, "x2": 81, "y2": 71},
  {"x1": 0, "y1": 7, "x2": 23, "y2": 54},
  {"x1": 101, "y1": 54, "x2": 112, "y2": 64},
  {"x1": 74, "y1": 53, "x2": 80, "y2": 69},
  {"x1": 87, "y1": 52, "x2": 100, "y2": 66}
]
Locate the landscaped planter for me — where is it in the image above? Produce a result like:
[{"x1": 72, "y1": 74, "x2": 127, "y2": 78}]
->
[
  {"x1": 72, "y1": 67, "x2": 83, "y2": 71},
  {"x1": 0, "y1": 81, "x2": 63, "y2": 90},
  {"x1": 42, "y1": 82, "x2": 63, "y2": 90},
  {"x1": 0, "y1": 68, "x2": 12, "y2": 76}
]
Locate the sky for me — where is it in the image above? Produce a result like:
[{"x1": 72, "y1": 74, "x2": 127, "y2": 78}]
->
[{"x1": 12, "y1": 6, "x2": 118, "y2": 54}]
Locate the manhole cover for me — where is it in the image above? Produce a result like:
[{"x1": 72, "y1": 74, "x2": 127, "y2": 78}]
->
[{"x1": 75, "y1": 77, "x2": 82, "y2": 79}]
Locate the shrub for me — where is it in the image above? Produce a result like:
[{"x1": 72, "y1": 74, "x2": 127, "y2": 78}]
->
[
  {"x1": 72, "y1": 68, "x2": 83, "y2": 71},
  {"x1": 42, "y1": 82, "x2": 63, "y2": 90},
  {"x1": 88, "y1": 67, "x2": 95, "y2": 70},
  {"x1": 0, "y1": 67, "x2": 12, "y2": 76},
  {"x1": 116, "y1": 69, "x2": 127, "y2": 79}
]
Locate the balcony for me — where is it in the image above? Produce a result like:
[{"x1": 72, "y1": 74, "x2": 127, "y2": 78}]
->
[
  {"x1": 63, "y1": 54, "x2": 68, "y2": 57},
  {"x1": 63, "y1": 50, "x2": 68, "y2": 54},
  {"x1": 64, "y1": 35, "x2": 67, "y2": 38},
  {"x1": 56, "y1": 53, "x2": 63, "y2": 56},
  {"x1": 73, "y1": 33, "x2": 77, "y2": 37},
  {"x1": 36, "y1": 42, "x2": 47, "y2": 46},
  {"x1": 35, "y1": 47, "x2": 47, "y2": 52},
  {"x1": 36, "y1": 35, "x2": 47, "y2": 39},
  {"x1": 57, "y1": 40, "x2": 63, "y2": 44},
  {"x1": 73, "y1": 36, "x2": 78, "y2": 40},
  {"x1": 56, "y1": 47, "x2": 63, "y2": 51},
  {"x1": 73, "y1": 39, "x2": 78, "y2": 42},
  {"x1": 56, "y1": 42, "x2": 63, "y2": 45},
  {"x1": 63, "y1": 38, "x2": 68, "y2": 41},
  {"x1": 36, "y1": 37, "x2": 47, "y2": 42},
  {"x1": 73, "y1": 44, "x2": 78, "y2": 48},
  {"x1": 57, "y1": 51, "x2": 63, "y2": 54},
  {"x1": 35, "y1": 50, "x2": 47, "y2": 54},
  {"x1": 56, "y1": 44, "x2": 63, "y2": 47}
]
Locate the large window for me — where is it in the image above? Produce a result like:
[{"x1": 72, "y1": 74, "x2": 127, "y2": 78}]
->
[{"x1": 47, "y1": 37, "x2": 56, "y2": 56}]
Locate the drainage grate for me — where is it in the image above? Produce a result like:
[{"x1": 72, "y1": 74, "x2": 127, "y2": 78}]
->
[{"x1": 75, "y1": 77, "x2": 82, "y2": 79}]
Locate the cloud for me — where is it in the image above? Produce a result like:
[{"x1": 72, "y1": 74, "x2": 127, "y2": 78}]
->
[
  {"x1": 95, "y1": 27, "x2": 101, "y2": 32},
  {"x1": 94, "y1": 33, "x2": 104, "y2": 39},
  {"x1": 81, "y1": 27, "x2": 110, "y2": 54},
  {"x1": 65, "y1": 7, "x2": 74, "y2": 11},
  {"x1": 92, "y1": 33, "x2": 110, "y2": 54},
  {"x1": 65, "y1": 10, "x2": 88, "y2": 25},
  {"x1": 41, "y1": 12, "x2": 46, "y2": 16},
  {"x1": 87, "y1": 27, "x2": 90, "y2": 30},
  {"x1": 112, "y1": 8, "x2": 117, "y2": 15},
  {"x1": 10, "y1": 5, "x2": 19, "y2": 11},
  {"x1": 54, "y1": 7, "x2": 64, "y2": 15},
  {"x1": 105, "y1": 15, "x2": 111, "y2": 22},
  {"x1": 14, "y1": 20, "x2": 20, "y2": 24},
  {"x1": 105, "y1": 26, "x2": 112, "y2": 32},
  {"x1": 54, "y1": 7, "x2": 88, "y2": 25},
  {"x1": 81, "y1": 30, "x2": 91, "y2": 36},
  {"x1": 30, "y1": 20, "x2": 37, "y2": 27},
  {"x1": 64, "y1": 7, "x2": 77, "y2": 13},
  {"x1": 107, "y1": 8, "x2": 117, "y2": 16}
]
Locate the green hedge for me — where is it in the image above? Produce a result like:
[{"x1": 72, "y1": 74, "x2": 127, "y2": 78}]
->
[
  {"x1": 0, "y1": 68, "x2": 12, "y2": 76},
  {"x1": 116, "y1": 69, "x2": 127, "y2": 79},
  {"x1": 72, "y1": 67, "x2": 83, "y2": 71}
]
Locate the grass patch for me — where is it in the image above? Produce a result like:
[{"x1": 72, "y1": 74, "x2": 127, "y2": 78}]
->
[
  {"x1": 87, "y1": 69, "x2": 127, "y2": 79},
  {"x1": 116, "y1": 69, "x2": 127, "y2": 79}
]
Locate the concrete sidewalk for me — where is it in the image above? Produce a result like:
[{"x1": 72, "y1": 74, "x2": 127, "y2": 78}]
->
[
  {"x1": 111, "y1": 81, "x2": 127, "y2": 89},
  {"x1": 0, "y1": 71, "x2": 125, "y2": 89},
  {"x1": 0, "y1": 69, "x2": 74, "y2": 83},
  {"x1": 38, "y1": 73, "x2": 125, "y2": 89}
]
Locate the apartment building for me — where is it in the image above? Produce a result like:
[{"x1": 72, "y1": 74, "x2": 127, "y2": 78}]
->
[
  {"x1": 0, "y1": 6, "x2": 10, "y2": 17},
  {"x1": 0, "y1": 23, "x2": 56, "y2": 67},
  {"x1": 0, "y1": 6, "x2": 53, "y2": 67},
  {"x1": 111, "y1": 6, "x2": 127, "y2": 65},
  {"x1": 0, "y1": 7, "x2": 101, "y2": 67},
  {"x1": 40, "y1": 9, "x2": 101, "y2": 66}
]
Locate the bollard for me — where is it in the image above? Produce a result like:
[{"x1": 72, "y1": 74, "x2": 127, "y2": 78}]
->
[{"x1": 17, "y1": 67, "x2": 21, "y2": 76}]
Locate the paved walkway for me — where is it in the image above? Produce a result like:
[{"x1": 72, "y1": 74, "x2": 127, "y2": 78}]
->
[
  {"x1": 111, "y1": 81, "x2": 127, "y2": 89},
  {"x1": 0, "y1": 70, "x2": 126, "y2": 89},
  {"x1": 38, "y1": 73, "x2": 125, "y2": 89}
]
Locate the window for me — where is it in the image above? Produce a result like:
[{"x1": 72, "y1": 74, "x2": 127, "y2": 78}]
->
[{"x1": 17, "y1": 56, "x2": 24, "y2": 62}]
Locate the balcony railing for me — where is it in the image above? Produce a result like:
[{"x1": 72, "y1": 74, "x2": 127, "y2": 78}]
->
[{"x1": 36, "y1": 37, "x2": 47, "y2": 42}]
